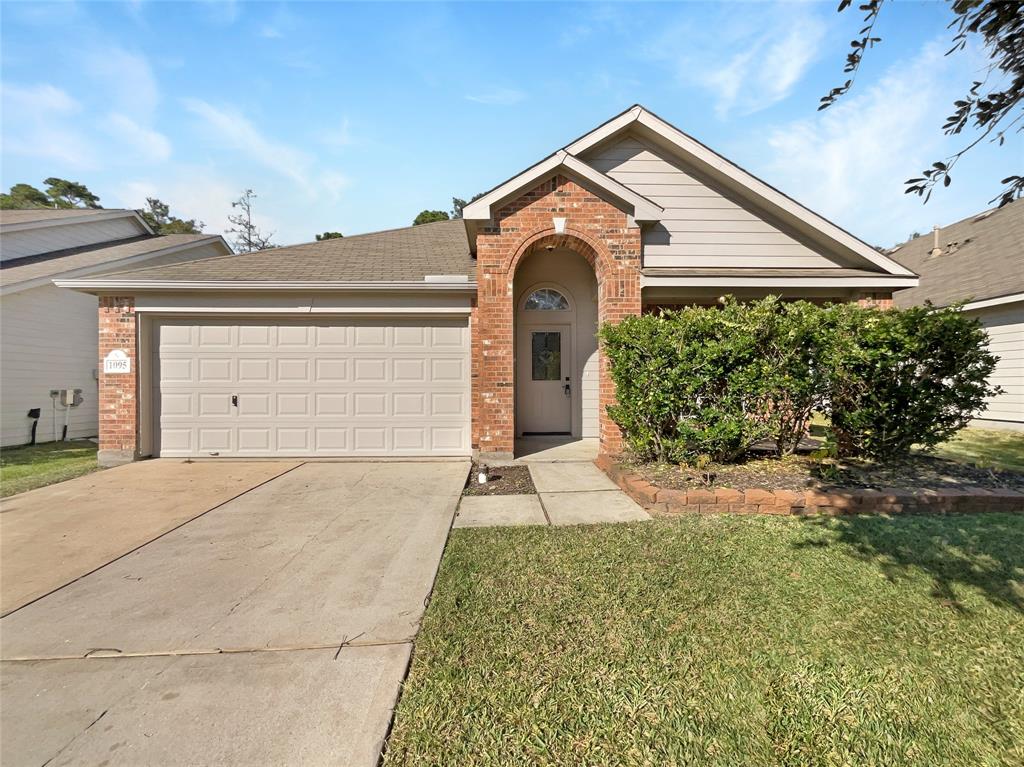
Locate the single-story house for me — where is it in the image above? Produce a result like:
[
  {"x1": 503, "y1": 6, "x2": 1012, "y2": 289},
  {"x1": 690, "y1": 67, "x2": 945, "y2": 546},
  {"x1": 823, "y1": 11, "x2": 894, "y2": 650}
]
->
[
  {"x1": 57, "y1": 105, "x2": 918, "y2": 466},
  {"x1": 0, "y1": 208, "x2": 231, "y2": 447},
  {"x1": 891, "y1": 200, "x2": 1023, "y2": 431}
]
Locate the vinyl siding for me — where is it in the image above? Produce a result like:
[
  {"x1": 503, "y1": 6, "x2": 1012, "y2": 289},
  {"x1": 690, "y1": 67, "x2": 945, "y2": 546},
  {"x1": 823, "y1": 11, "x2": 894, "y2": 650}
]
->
[
  {"x1": 971, "y1": 302, "x2": 1023, "y2": 425},
  {"x1": 0, "y1": 217, "x2": 146, "y2": 261},
  {"x1": 584, "y1": 136, "x2": 839, "y2": 269},
  {"x1": 1, "y1": 285, "x2": 100, "y2": 446}
]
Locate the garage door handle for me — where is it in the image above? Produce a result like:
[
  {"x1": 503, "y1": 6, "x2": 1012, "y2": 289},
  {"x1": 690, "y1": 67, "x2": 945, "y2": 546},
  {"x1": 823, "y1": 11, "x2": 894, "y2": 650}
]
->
[{"x1": 231, "y1": 394, "x2": 238, "y2": 407}]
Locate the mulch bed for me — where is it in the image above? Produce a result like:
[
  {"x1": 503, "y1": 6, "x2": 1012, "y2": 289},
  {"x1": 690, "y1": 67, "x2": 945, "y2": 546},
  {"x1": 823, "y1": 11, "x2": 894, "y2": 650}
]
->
[
  {"x1": 628, "y1": 453, "x2": 1024, "y2": 493},
  {"x1": 462, "y1": 463, "x2": 536, "y2": 496}
]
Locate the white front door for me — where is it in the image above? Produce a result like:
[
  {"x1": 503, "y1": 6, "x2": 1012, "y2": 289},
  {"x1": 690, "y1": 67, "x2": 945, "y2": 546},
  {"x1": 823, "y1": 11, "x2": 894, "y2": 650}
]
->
[{"x1": 517, "y1": 324, "x2": 572, "y2": 435}]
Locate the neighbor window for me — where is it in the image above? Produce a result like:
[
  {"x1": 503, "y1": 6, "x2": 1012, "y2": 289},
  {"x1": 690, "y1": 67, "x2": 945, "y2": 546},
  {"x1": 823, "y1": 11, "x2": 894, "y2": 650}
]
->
[{"x1": 524, "y1": 288, "x2": 569, "y2": 311}]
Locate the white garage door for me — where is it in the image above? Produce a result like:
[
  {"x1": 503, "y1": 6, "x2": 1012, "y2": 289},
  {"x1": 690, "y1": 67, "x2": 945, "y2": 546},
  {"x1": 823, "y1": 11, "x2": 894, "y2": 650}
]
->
[{"x1": 154, "y1": 317, "x2": 470, "y2": 457}]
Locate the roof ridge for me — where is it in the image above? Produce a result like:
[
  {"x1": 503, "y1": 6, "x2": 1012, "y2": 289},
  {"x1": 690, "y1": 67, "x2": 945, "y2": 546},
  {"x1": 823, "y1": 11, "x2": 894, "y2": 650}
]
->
[{"x1": 895, "y1": 198, "x2": 1021, "y2": 248}]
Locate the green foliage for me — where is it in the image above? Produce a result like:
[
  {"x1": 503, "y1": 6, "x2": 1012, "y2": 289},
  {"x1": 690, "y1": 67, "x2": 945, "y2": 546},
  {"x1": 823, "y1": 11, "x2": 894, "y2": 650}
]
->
[
  {"x1": 821, "y1": 302, "x2": 999, "y2": 459},
  {"x1": 0, "y1": 179, "x2": 102, "y2": 210},
  {"x1": 315, "y1": 231, "x2": 344, "y2": 241},
  {"x1": 139, "y1": 197, "x2": 203, "y2": 234},
  {"x1": 0, "y1": 183, "x2": 50, "y2": 209},
  {"x1": 451, "y1": 192, "x2": 485, "y2": 219},
  {"x1": 599, "y1": 298, "x2": 999, "y2": 464},
  {"x1": 43, "y1": 177, "x2": 101, "y2": 208},
  {"x1": 413, "y1": 209, "x2": 449, "y2": 225}
]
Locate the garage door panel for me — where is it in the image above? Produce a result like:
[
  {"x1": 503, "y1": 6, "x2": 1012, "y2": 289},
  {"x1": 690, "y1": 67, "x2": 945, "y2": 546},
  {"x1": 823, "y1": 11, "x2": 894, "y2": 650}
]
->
[{"x1": 156, "y1": 318, "x2": 469, "y2": 457}]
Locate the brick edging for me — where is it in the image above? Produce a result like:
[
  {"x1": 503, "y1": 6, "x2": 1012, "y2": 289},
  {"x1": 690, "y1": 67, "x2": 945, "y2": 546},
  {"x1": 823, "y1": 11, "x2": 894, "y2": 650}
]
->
[{"x1": 594, "y1": 455, "x2": 1024, "y2": 515}]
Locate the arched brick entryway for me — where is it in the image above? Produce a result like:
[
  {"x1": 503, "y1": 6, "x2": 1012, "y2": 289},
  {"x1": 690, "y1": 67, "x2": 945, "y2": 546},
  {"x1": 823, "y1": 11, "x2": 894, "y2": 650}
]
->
[{"x1": 472, "y1": 175, "x2": 642, "y2": 458}]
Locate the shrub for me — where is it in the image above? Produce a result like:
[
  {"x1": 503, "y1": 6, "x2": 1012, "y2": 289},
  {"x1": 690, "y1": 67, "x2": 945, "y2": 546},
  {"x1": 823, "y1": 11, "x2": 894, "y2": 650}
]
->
[
  {"x1": 599, "y1": 298, "x2": 999, "y2": 464},
  {"x1": 821, "y1": 302, "x2": 999, "y2": 459},
  {"x1": 598, "y1": 297, "x2": 823, "y2": 463}
]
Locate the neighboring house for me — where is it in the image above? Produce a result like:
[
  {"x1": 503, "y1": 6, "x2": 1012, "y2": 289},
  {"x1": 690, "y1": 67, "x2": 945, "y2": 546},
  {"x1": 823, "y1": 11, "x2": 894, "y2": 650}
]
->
[
  {"x1": 57, "y1": 105, "x2": 918, "y2": 466},
  {"x1": 1, "y1": 208, "x2": 232, "y2": 447},
  {"x1": 891, "y1": 200, "x2": 1024, "y2": 431}
]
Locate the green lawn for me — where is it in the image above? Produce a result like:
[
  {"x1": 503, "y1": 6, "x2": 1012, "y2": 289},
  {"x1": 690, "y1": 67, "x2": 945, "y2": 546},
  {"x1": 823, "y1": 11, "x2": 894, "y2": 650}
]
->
[
  {"x1": 0, "y1": 441, "x2": 101, "y2": 498},
  {"x1": 929, "y1": 428, "x2": 1024, "y2": 473},
  {"x1": 385, "y1": 515, "x2": 1024, "y2": 766}
]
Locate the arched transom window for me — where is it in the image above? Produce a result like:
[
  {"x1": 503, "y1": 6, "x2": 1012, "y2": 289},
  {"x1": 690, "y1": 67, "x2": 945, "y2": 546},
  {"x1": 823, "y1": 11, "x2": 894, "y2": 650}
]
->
[{"x1": 524, "y1": 288, "x2": 569, "y2": 311}]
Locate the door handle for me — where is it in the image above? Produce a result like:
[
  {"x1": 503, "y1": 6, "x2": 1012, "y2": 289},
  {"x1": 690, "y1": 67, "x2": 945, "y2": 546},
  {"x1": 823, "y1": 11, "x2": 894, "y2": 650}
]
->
[
  {"x1": 231, "y1": 394, "x2": 238, "y2": 407},
  {"x1": 563, "y1": 378, "x2": 571, "y2": 397}
]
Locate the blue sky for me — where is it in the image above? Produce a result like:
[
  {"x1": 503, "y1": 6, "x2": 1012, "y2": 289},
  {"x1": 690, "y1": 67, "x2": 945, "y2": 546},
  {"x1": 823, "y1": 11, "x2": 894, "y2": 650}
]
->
[{"x1": 2, "y1": 1, "x2": 1018, "y2": 248}]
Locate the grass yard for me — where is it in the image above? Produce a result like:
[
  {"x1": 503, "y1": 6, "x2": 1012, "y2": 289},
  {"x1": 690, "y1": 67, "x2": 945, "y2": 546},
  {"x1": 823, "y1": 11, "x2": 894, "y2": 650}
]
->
[
  {"x1": 930, "y1": 428, "x2": 1024, "y2": 473},
  {"x1": 385, "y1": 514, "x2": 1024, "y2": 767},
  {"x1": 0, "y1": 441, "x2": 101, "y2": 498}
]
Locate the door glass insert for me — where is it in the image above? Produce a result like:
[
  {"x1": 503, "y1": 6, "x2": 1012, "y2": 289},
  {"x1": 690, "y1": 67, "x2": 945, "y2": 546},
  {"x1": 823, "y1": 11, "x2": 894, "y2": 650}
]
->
[
  {"x1": 531, "y1": 332, "x2": 561, "y2": 381},
  {"x1": 524, "y1": 288, "x2": 569, "y2": 311}
]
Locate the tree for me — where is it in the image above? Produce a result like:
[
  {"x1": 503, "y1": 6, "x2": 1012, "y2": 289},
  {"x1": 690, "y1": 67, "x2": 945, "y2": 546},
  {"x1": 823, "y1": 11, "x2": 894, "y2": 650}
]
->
[
  {"x1": 315, "y1": 231, "x2": 344, "y2": 241},
  {"x1": 0, "y1": 183, "x2": 50, "y2": 209},
  {"x1": 43, "y1": 177, "x2": 101, "y2": 208},
  {"x1": 413, "y1": 210, "x2": 450, "y2": 225},
  {"x1": 226, "y1": 189, "x2": 275, "y2": 252},
  {"x1": 450, "y1": 192, "x2": 485, "y2": 219},
  {"x1": 821, "y1": 0, "x2": 1023, "y2": 206},
  {"x1": 139, "y1": 197, "x2": 204, "y2": 234}
]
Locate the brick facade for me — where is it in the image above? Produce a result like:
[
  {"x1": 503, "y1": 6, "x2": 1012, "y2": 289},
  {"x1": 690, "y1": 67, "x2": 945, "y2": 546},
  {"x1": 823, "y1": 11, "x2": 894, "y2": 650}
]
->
[
  {"x1": 473, "y1": 175, "x2": 643, "y2": 458},
  {"x1": 97, "y1": 296, "x2": 138, "y2": 466}
]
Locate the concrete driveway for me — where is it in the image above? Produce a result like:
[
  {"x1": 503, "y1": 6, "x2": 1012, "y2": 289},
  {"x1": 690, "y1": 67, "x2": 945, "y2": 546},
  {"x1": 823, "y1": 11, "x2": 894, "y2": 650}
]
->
[{"x1": 0, "y1": 460, "x2": 468, "y2": 766}]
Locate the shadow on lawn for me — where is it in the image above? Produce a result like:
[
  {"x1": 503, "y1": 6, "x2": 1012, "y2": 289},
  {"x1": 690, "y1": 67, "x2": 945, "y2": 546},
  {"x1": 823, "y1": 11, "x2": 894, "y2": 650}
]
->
[{"x1": 797, "y1": 513, "x2": 1024, "y2": 613}]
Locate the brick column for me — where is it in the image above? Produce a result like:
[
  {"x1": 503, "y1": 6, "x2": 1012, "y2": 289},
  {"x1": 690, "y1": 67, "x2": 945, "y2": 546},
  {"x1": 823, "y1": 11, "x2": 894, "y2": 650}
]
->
[
  {"x1": 473, "y1": 175, "x2": 642, "y2": 459},
  {"x1": 98, "y1": 296, "x2": 139, "y2": 466}
]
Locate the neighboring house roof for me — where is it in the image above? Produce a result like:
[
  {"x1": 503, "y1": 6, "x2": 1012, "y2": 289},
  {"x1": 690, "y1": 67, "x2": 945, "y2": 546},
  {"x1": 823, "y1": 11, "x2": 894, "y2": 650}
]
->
[
  {"x1": 0, "y1": 208, "x2": 153, "y2": 233},
  {"x1": 464, "y1": 104, "x2": 916, "y2": 280},
  {"x1": 891, "y1": 199, "x2": 1024, "y2": 309},
  {"x1": 1, "y1": 234, "x2": 229, "y2": 294},
  {"x1": 62, "y1": 219, "x2": 475, "y2": 289}
]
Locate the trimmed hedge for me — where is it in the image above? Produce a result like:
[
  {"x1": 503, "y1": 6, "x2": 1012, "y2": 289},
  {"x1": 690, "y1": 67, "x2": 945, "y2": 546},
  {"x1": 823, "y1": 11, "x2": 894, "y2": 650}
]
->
[{"x1": 598, "y1": 298, "x2": 999, "y2": 463}]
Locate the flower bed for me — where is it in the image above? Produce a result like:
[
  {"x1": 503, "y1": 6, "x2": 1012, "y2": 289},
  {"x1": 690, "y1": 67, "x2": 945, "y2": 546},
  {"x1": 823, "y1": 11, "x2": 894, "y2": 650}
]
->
[{"x1": 595, "y1": 454, "x2": 1024, "y2": 516}]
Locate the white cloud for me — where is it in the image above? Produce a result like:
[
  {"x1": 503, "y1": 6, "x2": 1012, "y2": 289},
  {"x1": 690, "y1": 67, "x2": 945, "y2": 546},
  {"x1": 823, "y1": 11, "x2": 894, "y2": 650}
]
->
[
  {"x1": 320, "y1": 117, "x2": 354, "y2": 149},
  {"x1": 260, "y1": 24, "x2": 282, "y2": 39},
  {"x1": 645, "y1": 5, "x2": 825, "y2": 117},
  {"x1": 1, "y1": 82, "x2": 96, "y2": 168},
  {"x1": 465, "y1": 88, "x2": 526, "y2": 106},
  {"x1": 104, "y1": 113, "x2": 172, "y2": 162},
  {"x1": 184, "y1": 98, "x2": 315, "y2": 190},
  {"x1": 84, "y1": 47, "x2": 159, "y2": 120},
  {"x1": 761, "y1": 40, "x2": 979, "y2": 245},
  {"x1": 183, "y1": 99, "x2": 349, "y2": 205}
]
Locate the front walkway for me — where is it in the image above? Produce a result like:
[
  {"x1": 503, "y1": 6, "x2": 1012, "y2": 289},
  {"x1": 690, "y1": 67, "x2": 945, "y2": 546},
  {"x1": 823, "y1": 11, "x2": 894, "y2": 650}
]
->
[{"x1": 455, "y1": 443, "x2": 650, "y2": 528}]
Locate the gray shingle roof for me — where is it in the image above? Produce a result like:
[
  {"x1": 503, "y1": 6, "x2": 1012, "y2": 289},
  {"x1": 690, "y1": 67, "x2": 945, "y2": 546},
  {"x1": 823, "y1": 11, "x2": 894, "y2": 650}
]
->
[
  {"x1": 1, "y1": 234, "x2": 219, "y2": 288},
  {"x1": 96, "y1": 219, "x2": 475, "y2": 283},
  {"x1": 0, "y1": 208, "x2": 133, "y2": 226},
  {"x1": 891, "y1": 199, "x2": 1024, "y2": 308}
]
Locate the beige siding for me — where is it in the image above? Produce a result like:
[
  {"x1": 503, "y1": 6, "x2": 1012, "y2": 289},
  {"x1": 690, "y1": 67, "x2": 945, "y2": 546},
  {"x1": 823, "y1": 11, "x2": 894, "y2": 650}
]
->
[
  {"x1": 0, "y1": 217, "x2": 146, "y2": 261},
  {"x1": 584, "y1": 136, "x2": 838, "y2": 269},
  {"x1": 971, "y1": 302, "x2": 1024, "y2": 426},
  {"x1": 1, "y1": 285, "x2": 100, "y2": 446}
]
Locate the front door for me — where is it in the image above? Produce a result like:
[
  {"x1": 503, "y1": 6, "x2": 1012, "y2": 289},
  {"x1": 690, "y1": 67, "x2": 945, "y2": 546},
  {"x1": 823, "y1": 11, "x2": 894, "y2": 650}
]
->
[{"x1": 517, "y1": 324, "x2": 572, "y2": 435}]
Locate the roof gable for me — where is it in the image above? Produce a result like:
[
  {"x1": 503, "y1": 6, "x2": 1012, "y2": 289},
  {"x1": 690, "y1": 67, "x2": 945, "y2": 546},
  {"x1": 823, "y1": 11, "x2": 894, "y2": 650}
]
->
[
  {"x1": 469, "y1": 105, "x2": 915, "y2": 278},
  {"x1": 462, "y1": 150, "x2": 662, "y2": 224}
]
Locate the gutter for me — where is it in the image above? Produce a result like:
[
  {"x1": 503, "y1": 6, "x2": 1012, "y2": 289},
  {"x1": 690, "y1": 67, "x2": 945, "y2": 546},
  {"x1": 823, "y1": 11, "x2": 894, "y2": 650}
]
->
[
  {"x1": 53, "y1": 278, "x2": 480, "y2": 293},
  {"x1": 640, "y1": 275, "x2": 920, "y2": 289}
]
